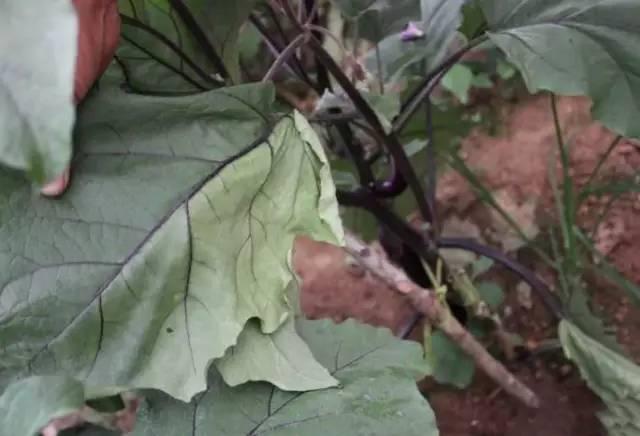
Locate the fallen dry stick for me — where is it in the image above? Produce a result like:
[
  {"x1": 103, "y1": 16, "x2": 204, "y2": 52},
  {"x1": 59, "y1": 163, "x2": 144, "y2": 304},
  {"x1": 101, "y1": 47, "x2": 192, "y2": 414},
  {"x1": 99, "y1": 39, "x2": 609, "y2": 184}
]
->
[{"x1": 343, "y1": 232, "x2": 540, "y2": 408}]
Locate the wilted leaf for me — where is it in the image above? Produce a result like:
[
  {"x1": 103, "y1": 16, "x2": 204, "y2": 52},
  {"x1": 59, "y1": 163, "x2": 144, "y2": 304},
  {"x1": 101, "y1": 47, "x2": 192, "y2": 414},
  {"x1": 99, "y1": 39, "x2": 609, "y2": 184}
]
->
[
  {"x1": 480, "y1": 0, "x2": 640, "y2": 138},
  {"x1": 560, "y1": 320, "x2": 640, "y2": 436},
  {"x1": 0, "y1": 81, "x2": 342, "y2": 402},
  {"x1": 0, "y1": 0, "x2": 77, "y2": 183},
  {"x1": 216, "y1": 318, "x2": 338, "y2": 391},
  {"x1": 128, "y1": 318, "x2": 434, "y2": 435}
]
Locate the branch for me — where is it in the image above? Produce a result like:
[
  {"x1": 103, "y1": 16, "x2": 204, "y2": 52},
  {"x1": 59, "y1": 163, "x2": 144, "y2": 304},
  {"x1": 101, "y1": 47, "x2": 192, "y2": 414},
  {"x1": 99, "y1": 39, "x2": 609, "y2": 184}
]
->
[
  {"x1": 306, "y1": 36, "x2": 433, "y2": 222},
  {"x1": 167, "y1": 0, "x2": 230, "y2": 81},
  {"x1": 343, "y1": 232, "x2": 540, "y2": 409},
  {"x1": 437, "y1": 237, "x2": 564, "y2": 318},
  {"x1": 393, "y1": 36, "x2": 488, "y2": 134},
  {"x1": 263, "y1": 33, "x2": 310, "y2": 82}
]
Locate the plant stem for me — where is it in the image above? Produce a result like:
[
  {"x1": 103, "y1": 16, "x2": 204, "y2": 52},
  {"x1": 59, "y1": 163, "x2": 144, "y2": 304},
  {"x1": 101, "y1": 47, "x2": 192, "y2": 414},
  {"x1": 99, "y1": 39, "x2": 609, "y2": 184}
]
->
[
  {"x1": 263, "y1": 33, "x2": 309, "y2": 82},
  {"x1": 344, "y1": 232, "x2": 540, "y2": 409},
  {"x1": 580, "y1": 135, "x2": 622, "y2": 197},
  {"x1": 437, "y1": 237, "x2": 564, "y2": 318},
  {"x1": 307, "y1": 36, "x2": 433, "y2": 222},
  {"x1": 168, "y1": 0, "x2": 230, "y2": 81},
  {"x1": 393, "y1": 36, "x2": 488, "y2": 134},
  {"x1": 249, "y1": 13, "x2": 312, "y2": 86},
  {"x1": 424, "y1": 100, "x2": 437, "y2": 233},
  {"x1": 550, "y1": 94, "x2": 578, "y2": 276}
]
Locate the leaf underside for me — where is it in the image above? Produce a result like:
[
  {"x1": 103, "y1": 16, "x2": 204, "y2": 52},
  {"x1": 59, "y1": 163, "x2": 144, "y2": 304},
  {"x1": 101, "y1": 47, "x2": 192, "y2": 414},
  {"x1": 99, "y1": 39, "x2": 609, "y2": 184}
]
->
[
  {"x1": 481, "y1": 0, "x2": 640, "y2": 138},
  {"x1": 560, "y1": 320, "x2": 640, "y2": 436}
]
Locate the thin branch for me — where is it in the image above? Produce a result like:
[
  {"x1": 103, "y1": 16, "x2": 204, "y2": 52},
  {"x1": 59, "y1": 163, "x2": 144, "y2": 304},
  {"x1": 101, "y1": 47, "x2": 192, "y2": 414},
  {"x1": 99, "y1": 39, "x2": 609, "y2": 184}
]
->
[
  {"x1": 344, "y1": 232, "x2": 540, "y2": 409},
  {"x1": 394, "y1": 36, "x2": 488, "y2": 134},
  {"x1": 263, "y1": 33, "x2": 309, "y2": 82},
  {"x1": 167, "y1": 0, "x2": 230, "y2": 80},
  {"x1": 255, "y1": 8, "x2": 315, "y2": 88},
  {"x1": 424, "y1": 99, "x2": 437, "y2": 233},
  {"x1": 306, "y1": 36, "x2": 433, "y2": 222},
  {"x1": 581, "y1": 135, "x2": 622, "y2": 194},
  {"x1": 437, "y1": 237, "x2": 564, "y2": 318}
]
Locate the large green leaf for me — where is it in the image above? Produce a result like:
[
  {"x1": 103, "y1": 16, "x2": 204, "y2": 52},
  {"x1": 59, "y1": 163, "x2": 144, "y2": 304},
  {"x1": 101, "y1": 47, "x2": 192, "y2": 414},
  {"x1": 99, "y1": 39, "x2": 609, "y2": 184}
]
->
[
  {"x1": 129, "y1": 318, "x2": 434, "y2": 435},
  {"x1": 119, "y1": 0, "x2": 258, "y2": 89},
  {"x1": 0, "y1": 81, "x2": 342, "y2": 402},
  {"x1": 364, "y1": 0, "x2": 466, "y2": 83},
  {"x1": 0, "y1": 0, "x2": 77, "y2": 183},
  {"x1": 0, "y1": 376, "x2": 85, "y2": 435},
  {"x1": 480, "y1": 0, "x2": 640, "y2": 138},
  {"x1": 560, "y1": 320, "x2": 640, "y2": 436}
]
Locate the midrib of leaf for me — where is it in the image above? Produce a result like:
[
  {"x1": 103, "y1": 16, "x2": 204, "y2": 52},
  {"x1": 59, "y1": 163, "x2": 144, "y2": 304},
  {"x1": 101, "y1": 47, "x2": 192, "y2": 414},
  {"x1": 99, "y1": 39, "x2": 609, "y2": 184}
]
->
[{"x1": 23, "y1": 122, "x2": 277, "y2": 369}]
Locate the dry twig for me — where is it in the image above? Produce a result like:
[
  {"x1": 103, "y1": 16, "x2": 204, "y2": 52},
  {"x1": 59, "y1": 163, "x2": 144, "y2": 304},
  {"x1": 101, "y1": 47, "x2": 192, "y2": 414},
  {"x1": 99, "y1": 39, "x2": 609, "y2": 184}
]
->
[{"x1": 343, "y1": 232, "x2": 540, "y2": 408}]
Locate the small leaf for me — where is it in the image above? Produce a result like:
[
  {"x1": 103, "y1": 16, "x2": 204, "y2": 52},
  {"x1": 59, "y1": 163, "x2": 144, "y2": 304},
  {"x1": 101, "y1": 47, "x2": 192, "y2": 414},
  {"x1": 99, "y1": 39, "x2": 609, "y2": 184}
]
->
[
  {"x1": 471, "y1": 256, "x2": 494, "y2": 279},
  {"x1": 404, "y1": 139, "x2": 429, "y2": 156},
  {"x1": 428, "y1": 330, "x2": 475, "y2": 389},
  {"x1": 476, "y1": 281, "x2": 504, "y2": 310},
  {"x1": 471, "y1": 72, "x2": 494, "y2": 88},
  {"x1": 441, "y1": 64, "x2": 474, "y2": 104},
  {"x1": 480, "y1": 0, "x2": 640, "y2": 138},
  {"x1": 496, "y1": 59, "x2": 516, "y2": 80},
  {"x1": 0, "y1": 0, "x2": 77, "y2": 183},
  {"x1": 560, "y1": 320, "x2": 640, "y2": 435}
]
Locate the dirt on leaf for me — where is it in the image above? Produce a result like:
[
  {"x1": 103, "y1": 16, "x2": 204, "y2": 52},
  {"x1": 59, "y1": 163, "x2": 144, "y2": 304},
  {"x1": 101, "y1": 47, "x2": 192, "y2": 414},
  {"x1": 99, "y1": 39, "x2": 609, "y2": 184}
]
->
[{"x1": 294, "y1": 93, "x2": 640, "y2": 436}]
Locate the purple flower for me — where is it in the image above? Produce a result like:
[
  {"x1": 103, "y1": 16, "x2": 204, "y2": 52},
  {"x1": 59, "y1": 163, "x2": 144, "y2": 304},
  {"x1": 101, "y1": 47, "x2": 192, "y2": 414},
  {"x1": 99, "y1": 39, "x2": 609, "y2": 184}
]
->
[{"x1": 401, "y1": 22, "x2": 425, "y2": 42}]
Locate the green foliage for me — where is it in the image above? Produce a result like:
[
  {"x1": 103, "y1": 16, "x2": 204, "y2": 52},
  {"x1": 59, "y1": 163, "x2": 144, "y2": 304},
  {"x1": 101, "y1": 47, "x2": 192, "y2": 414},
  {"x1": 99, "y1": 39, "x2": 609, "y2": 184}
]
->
[
  {"x1": 426, "y1": 331, "x2": 475, "y2": 389},
  {"x1": 441, "y1": 64, "x2": 474, "y2": 104},
  {"x1": 0, "y1": 0, "x2": 77, "y2": 183},
  {"x1": 331, "y1": 0, "x2": 421, "y2": 43},
  {"x1": 69, "y1": 319, "x2": 434, "y2": 436},
  {"x1": 480, "y1": 0, "x2": 640, "y2": 138},
  {"x1": 131, "y1": 319, "x2": 433, "y2": 436},
  {"x1": 363, "y1": 0, "x2": 467, "y2": 83},
  {"x1": 119, "y1": 0, "x2": 259, "y2": 87},
  {"x1": 560, "y1": 320, "x2": 640, "y2": 435},
  {"x1": 0, "y1": 81, "x2": 343, "y2": 403}
]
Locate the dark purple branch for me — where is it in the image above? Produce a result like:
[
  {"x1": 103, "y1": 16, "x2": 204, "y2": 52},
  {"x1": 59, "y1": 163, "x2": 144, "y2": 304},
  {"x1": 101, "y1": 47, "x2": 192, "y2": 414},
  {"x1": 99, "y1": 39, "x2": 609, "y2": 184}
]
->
[
  {"x1": 256, "y1": 8, "x2": 315, "y2": 88},
  {"x1": 437, "y1": 237, "x2": 564, "y2": 318},
  {"x1": 168, "y1": 0, "x2": 230, "y2": 80},
  {"x1": 308, "y1": 37, "x2": 433, "y2": 222},
  {"x1": 393, "y1": 36, "x2": 488, "y2": 134}
]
